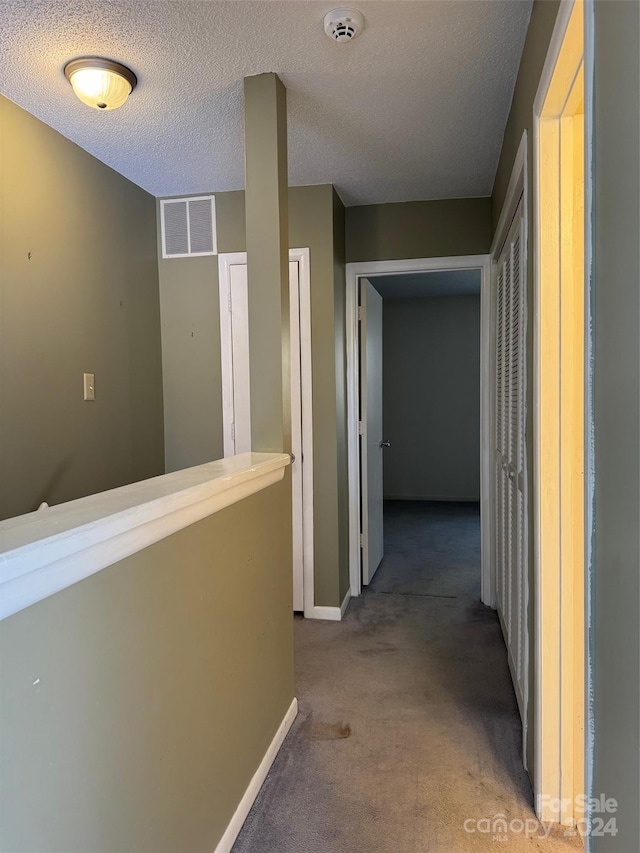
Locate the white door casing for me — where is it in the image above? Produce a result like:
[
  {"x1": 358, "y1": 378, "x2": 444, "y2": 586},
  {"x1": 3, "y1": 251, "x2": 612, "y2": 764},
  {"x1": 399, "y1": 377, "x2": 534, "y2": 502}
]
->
[
  {"x1": 218, "y1": 250, "x2": 312, "y2": 614},
  {"x1": 359, "y1": 280, "x2": 384, "y2": 585},
  {"x1": 346, "y1": 256, "x2": 492, "y2": 601},
  {"x1": 288, "y1": 260, "x2": 304, "y2": 613}
]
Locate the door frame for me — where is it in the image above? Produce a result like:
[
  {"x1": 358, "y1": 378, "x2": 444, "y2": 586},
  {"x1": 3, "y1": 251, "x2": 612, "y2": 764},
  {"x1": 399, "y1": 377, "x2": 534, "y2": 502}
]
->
[
  {"x1": 346, "y1": 255, "x2": 492, "y2": 600},
  {"x1": 217, "y1": 248, "x2": 315, "y2": 618},
  {"x1": 532, "y1": 0, "x2": 592, "y2": 827}
]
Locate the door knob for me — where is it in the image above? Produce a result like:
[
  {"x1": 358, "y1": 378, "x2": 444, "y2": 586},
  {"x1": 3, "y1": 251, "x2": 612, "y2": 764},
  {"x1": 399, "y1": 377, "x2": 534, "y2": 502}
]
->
[{"x1": 380, "y1": 440, "x2": 391, "y2": 448}]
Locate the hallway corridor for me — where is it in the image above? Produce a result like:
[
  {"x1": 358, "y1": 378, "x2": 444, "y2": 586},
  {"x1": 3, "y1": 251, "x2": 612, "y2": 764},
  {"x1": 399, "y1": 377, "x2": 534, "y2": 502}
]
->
[{"x1": 232, "y1": 502, "x2": 581, "y2": 852}]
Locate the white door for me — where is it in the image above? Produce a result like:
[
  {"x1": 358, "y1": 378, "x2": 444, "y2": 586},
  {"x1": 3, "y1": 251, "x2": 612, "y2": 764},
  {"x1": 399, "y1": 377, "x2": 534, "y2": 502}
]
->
[
  {"x1": 360, "y1": 279, "x2": 385, "y2": 585},
  {"x1": 218, "y1": 256, "x2": 307, "y2": 611},
  {"x1": 494, "y1": 198, "x2": 528, "y2": 732},
  {"x1": 226, "y1": 264, "x2": 252, "y2": 454}
]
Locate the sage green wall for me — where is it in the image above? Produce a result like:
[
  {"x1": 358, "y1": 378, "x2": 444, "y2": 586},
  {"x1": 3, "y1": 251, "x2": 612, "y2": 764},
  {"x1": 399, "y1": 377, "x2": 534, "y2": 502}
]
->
[
  {"x1": 0, "y1": 95, "x2": 164, "y2": 522},
  {"x1": 333, "y1": 189, "x2": 350, "y2": 601},
  {"x1": 158, "y1": 185, "x2": 348, "y2": 607},
  {"x1": 591, "y1": 2, "x2": 639, "y2": 849},
  {"x1": 345, "y1": 198, "x2": 492, "y2": 262},
  {"x1": 490, "y1": 0, "x2": 561, "y2": 774},
  {"x1": 383, "y1": 296, "x2": 480, "y2": 501},
  {"x1": 0, "y1": 478, "x2": 294, "y2": 853},
  {"x1": 244, "y1": 73, "x2": 290, "y2": 453},
  {"x1": 288, "y1": 186, "x2": 347, "y2": 607}
]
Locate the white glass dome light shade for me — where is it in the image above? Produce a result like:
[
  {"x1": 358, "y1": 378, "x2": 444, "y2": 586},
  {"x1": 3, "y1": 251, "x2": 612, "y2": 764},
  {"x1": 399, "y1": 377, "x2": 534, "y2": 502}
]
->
[{"x1": 64, "y1": 58, "x2": 137, "y2": 111}]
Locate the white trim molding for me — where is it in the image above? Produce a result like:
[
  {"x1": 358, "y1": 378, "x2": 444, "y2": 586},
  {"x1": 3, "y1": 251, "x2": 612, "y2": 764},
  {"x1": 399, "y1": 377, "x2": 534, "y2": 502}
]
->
[
  {"x1": 340, "y1": 587, "x2": 351, "y2": 619},
  {"x1": 213, "y1": 697, "x2": 298, "y2": 853},
  {"x1": 346, "y1": 255, "x2": 492, "y2": 605},
  {"x1": 0, "y1": 453, "x2": 290, "y2": 621},
  {"x1": 309, "y1": 586, "x2": 352, "y2": 622}
]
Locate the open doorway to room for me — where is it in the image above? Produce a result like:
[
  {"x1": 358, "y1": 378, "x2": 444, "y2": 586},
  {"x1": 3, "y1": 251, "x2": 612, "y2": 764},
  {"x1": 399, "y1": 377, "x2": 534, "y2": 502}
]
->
[
  {"x1": 346, "y1": 255, "x2": 493, "y2": 605},
  {"x1": 359, "y1": 269, "x2": 483, "y2": 603}
]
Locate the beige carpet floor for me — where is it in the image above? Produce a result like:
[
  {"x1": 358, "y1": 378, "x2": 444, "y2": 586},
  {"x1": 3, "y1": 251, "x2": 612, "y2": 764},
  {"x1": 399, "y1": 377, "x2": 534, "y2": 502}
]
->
[{"x1": 232, "y1": 502, "x2": 582, "y2": 852}]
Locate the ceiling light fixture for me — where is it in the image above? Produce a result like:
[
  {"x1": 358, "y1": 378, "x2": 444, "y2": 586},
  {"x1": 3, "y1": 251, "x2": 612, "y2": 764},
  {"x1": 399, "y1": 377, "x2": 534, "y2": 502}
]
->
[{"x1": 64, "y1": 57, "x2": 137, "y2": 111}]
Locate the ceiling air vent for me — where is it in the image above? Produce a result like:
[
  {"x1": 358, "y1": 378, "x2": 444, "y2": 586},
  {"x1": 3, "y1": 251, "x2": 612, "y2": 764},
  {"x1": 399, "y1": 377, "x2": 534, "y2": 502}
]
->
[
  {"x1": 160, "y1": 195, "x2": 217, "y2": 258},
  {"x1": 324, "y1": 8, "x2": 364, "y2": 42}
]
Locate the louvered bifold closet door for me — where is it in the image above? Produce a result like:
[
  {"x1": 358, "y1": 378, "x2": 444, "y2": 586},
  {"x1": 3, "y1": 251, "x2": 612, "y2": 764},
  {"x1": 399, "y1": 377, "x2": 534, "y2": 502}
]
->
[
  {"x1": 495, "y1": 265, "x2": 506, "y2": 618},
  {"x1": 494, "y1": 198, "x2": 528, "y2": 722}
]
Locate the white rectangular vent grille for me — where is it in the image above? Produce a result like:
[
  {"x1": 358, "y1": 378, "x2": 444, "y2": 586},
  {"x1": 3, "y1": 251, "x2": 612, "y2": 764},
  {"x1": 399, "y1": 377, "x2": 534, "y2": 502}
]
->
[{"x1": 161, "y1": 196, "x2": 217, "y2": 258}]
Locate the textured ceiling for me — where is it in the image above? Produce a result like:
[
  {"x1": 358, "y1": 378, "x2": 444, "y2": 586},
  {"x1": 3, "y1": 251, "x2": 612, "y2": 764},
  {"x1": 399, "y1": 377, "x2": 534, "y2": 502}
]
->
[
  {"x1": 371, "y1": 268, "x2": 481, "y2": 299},
  {"x1": 0, "y1": 0, "x2": 532, "y2": 205}
]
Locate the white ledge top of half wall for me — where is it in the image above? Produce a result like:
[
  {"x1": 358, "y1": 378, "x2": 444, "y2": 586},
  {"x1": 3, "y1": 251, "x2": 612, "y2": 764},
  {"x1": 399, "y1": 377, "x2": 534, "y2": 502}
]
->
[{"x1": 0, "y1": 452, "x2": 290, "y2": 621}]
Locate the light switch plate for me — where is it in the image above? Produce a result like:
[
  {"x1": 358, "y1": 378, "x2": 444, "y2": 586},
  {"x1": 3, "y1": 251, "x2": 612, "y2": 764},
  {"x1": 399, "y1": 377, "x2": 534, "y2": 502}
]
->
[{"x1": 83, "y1": 373, "x2": 95, "y2": 401}]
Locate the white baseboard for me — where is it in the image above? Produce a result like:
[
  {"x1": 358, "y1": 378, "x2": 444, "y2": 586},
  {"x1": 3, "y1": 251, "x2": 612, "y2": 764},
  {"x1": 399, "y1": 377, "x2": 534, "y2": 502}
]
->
[
  {"x1": 340, "y1": 587, "x2": 352, "y2": 618},
  {"x1": 308, "y1": 605, "x2": 341, "y2": 621},
  {"x1": 214, "y1": 697, "x2": 298, "y2": 853},
  {"x1": 307, "y1": 587, "x2": 352, "y2": 621}
]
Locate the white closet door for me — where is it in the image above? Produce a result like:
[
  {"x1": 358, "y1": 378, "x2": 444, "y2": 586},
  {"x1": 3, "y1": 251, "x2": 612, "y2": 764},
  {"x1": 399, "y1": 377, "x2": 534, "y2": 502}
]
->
[
  {"x1": 229, "y1": 264, "x2": 252, "y2": 453},
  {"x1": 219, "y1": 259, "x2": 305, "y2": 611},
  {"x1": 494, "y1": 198, "x2": 528, "y2": 722}
]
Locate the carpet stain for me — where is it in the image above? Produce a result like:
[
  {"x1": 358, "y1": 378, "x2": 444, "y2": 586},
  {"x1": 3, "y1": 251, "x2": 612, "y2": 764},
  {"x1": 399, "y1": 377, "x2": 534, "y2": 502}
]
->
[
  {"x1": 302, "y1": 720, "x2": 352, "y2": 741},
  {"x1": 357, "y1": 645, "x2": 398, "y2": 657}
]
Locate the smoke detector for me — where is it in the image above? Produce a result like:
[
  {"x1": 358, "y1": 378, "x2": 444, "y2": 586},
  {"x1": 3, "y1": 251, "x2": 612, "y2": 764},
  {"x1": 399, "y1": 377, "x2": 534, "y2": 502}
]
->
[{"x1": 324, "y1": 8, "x2": 364, "y2": 42}]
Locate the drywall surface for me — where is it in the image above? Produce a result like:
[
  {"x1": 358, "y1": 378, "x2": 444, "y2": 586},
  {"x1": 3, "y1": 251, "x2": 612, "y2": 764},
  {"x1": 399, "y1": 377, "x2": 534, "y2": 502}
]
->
[
  {"x1": 244, "y1": 73, "x2": 289, "y2": 453},
  {"x1": 289, "y1": 186, "x2": 346, "y2": 607},
  {"x1": 0, "y1": 95, "x2": 164, "y2": 522},
  {"x1": 591, "y1": 2, "x2": 640, "y2": 849},
  {"x1": 333, "y1": 189, "x2": 350, "y2": 601},
  {"x1": 345, "y1": 197, "x2": 492, "y2": 262},
  {"x1": 0, "y1": 477, "x2": 294, "y2": 853},
  {"x1": 383, "y1": 295, "x2": 480, "y2": 501},
  {"x1": 158, "y1": 185, "x2": 348, "y2": 607},
  {"x1": 158, "y1": 253, "x2": 223, "y2": 470},
  {"x1": 490, "y1": 0, "x2": 560, "y2": 773}
]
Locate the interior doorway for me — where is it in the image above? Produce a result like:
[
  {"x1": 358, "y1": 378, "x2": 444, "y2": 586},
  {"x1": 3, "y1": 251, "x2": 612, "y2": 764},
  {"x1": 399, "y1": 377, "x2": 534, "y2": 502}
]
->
[
  {"x1": 359, "y1": 270, "x2": 484, "y2": 592},
  {"x1": 346, "y1": 255, "x2": 492, "y2": 601}
]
